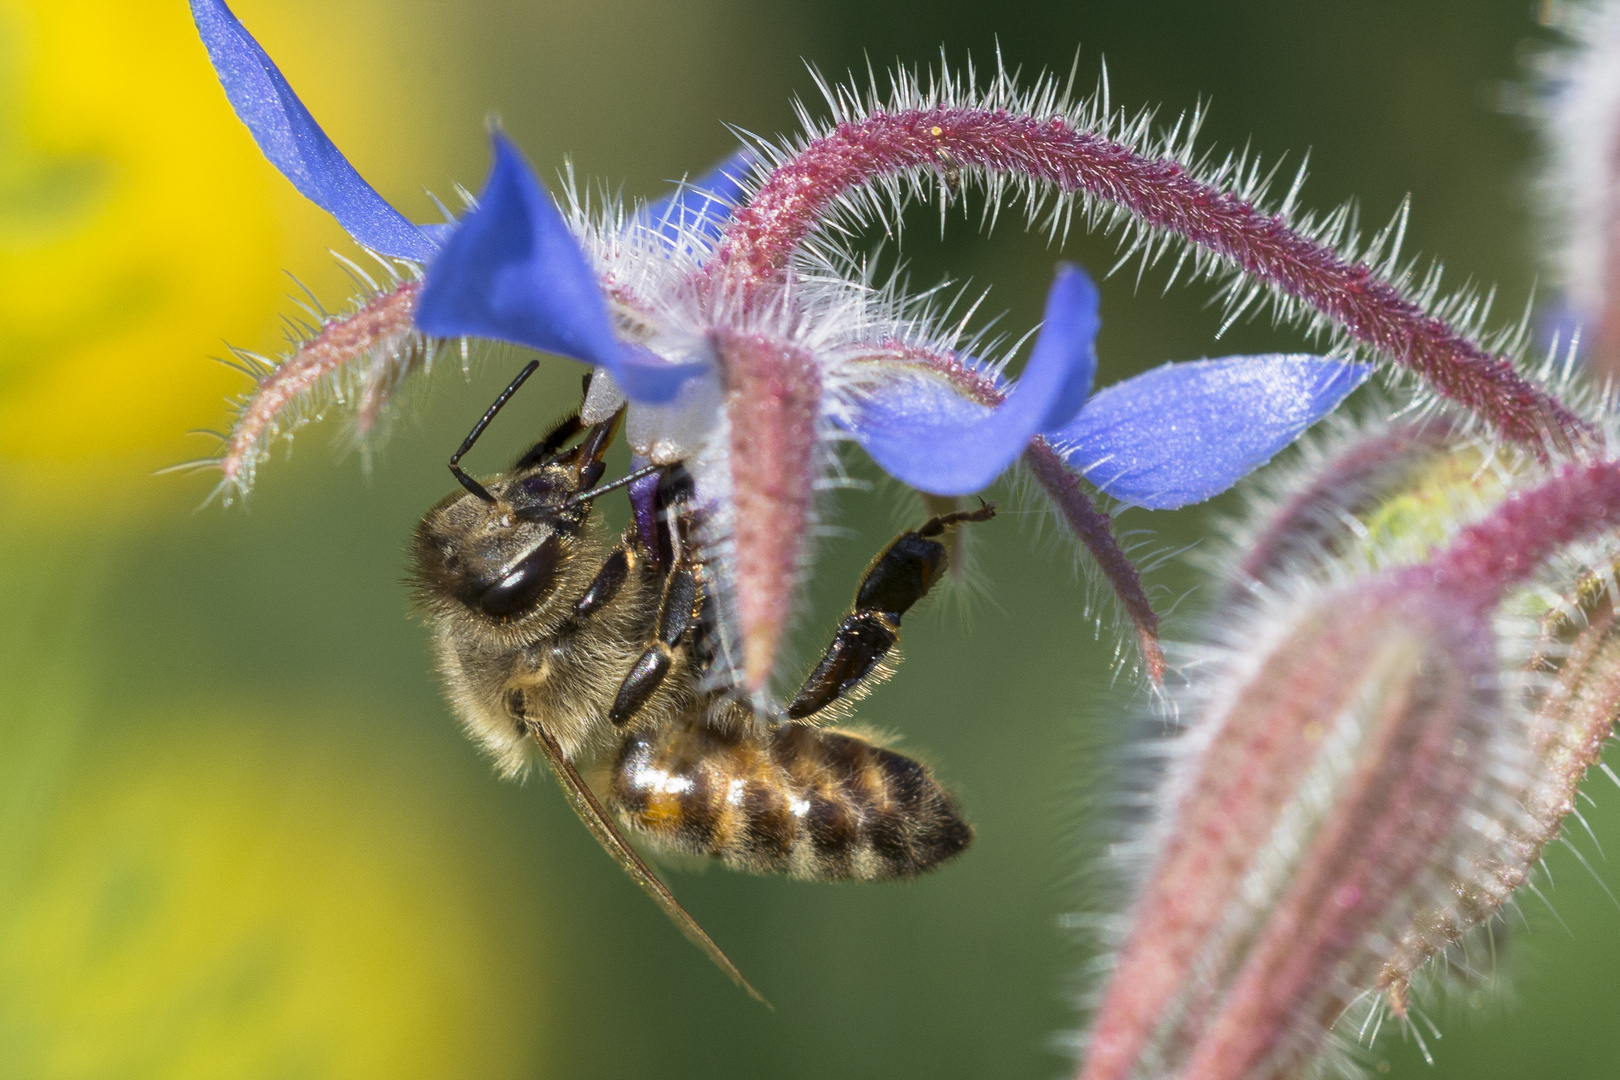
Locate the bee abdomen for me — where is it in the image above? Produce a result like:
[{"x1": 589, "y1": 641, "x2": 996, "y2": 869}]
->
[{"x1": 609, "y1": 718, "x2": 972, "y2": 881}]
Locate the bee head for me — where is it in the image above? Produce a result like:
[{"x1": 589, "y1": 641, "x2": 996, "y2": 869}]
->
[
  {"x1": 410, "y1": 457, "x2": 592, "y2": 624},
  {"x1": 410, "y1": 363, "x2": 620, "y2": 627}
]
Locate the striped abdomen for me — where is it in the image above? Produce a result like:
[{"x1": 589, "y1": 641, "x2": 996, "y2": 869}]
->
[{"x1": 609, "y1": 714, "x2": 972, "y2": 881}]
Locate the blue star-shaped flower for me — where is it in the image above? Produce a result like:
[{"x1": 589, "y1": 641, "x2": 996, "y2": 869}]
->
[{"x1": 192, "y1": 0, "x2": 1370, "y2": 685}]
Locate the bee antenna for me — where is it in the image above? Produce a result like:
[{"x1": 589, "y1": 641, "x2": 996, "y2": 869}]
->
[
  {"x1": 449, "y1": 360, "x2": 541, "y2": 503},
  {"x1": 566, "y1": 463, "x2": 663, "y2": 507}
]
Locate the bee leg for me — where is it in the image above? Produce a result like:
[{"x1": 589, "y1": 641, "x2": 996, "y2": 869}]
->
[
  {"x1": 512, "y1": 412, "x2": 583, "y2": 471},
  {"x1": 609, "y1": 469, "x2": 709, "y2": 724},
  {"x1": 645, "y1": 464, "x2": 695, "y2": 568},
  {"x1": 786, "y1": 500, "x2": 995, "y2": 720},
  {"x1": 572, "y1": 544, "x2": 634, "y2": 620},
  {"x1": 513, "y1": 371, "x2": 612, "y2": 471},
  {"x1": 563, "y1": 411, "x2": 625, "y2": 493},
  {"x1": 573, "y1": 464, "x2": 686, "y2": 625},
  {"x1": 609, "y1": 557, "x2": 699, "y2": 725}
]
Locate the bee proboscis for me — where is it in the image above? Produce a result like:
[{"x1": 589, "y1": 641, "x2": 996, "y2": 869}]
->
[{"x1": 410, "y1": 363, "x2": 992, "y2": 999}]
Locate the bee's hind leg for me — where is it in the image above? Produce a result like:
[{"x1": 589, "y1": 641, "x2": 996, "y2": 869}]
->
[{"x1": 786, "y1": 500, "x2": 995, "y2": 720}]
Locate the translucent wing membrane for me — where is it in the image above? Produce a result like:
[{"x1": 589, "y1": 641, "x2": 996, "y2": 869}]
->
[{"x1": 527, "y1": 717, "x2": 768, "y2": 1005}]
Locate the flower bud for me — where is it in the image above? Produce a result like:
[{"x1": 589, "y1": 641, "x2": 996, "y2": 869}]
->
[
  {"x1": 1536, "y1": 0, "x2": 1620, "y2": 382},
  {"x1": 1217, "y1": 419, "x2": 1451, "y2": 600},
  {"x1": 1374, "y1": 557, "x2": 1620, "y2": 1004},
  {"x1": 1081, "y1": 576, "x2": 1500, "y2": 1080},
  {"x1": 1081, "y1": 421, "x2": 1620, "y2": 1080}
]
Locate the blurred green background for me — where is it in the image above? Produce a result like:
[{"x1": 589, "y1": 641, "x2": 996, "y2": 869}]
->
[{"x1": 3, "y1": 0, "x2": 1618, "y2": 1077}]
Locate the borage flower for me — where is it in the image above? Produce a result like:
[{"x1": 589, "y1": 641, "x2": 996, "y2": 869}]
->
[
  {"x1": 415, "y1": 140, "x2": 1371, "y2": 684},
  {"x1": 191, "y1": 0, "x2": 1452, "y2": 692}
]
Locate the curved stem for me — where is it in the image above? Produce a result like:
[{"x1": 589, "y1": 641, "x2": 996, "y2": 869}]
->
[
  {"x1": 1025, "y1": 438, "x2": 1165, "y2": 682},
  {"x1": 712, "y1": 107, "x2": 1586, "y2": 450}
]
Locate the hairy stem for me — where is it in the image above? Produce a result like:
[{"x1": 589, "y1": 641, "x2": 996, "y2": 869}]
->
[
  {"x1": 1024, "y1": 438, "x2": 1165, "y2": 682},
  {"x1": 220, "y1": 280, "x2": 420, "y2": 492},
  {"x1": 713, "y1": 107, "x2": 1586, "y2": 449}
]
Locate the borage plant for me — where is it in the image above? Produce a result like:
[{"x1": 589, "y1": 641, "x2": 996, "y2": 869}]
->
[{"x1": 186, "y1": 0, "x2": 1620, "y2": 1075}]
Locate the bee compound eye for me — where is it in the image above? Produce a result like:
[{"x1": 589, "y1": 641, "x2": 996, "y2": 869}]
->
[{"x1": 478, "y1": 536, "x2": 564, "y2": 620}]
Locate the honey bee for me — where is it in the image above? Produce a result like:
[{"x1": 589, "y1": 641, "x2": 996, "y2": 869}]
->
[{"x1": 410, "y1": 362, "x2": 992, "y2": 999}]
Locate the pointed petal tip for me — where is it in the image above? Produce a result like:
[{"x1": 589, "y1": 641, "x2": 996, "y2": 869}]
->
[
  {"x1": 741, "y1": 629, "x2": 782, "y2": 694},
  {"x1": 1055, "y1": 354, "x2": 1373, "y2": 510},
  {"x1": 736, "y1": 582, "x2": 790, "y2": 696},
  {"x1": 1140, "y1": 630, "x2": 1166, "y2": 685},
  {"x1": 415, "y1": 133, "x2": 706, "y2": 403},
  {"x1": 189, "y1": 0, "x2": 432, "y2": 261},
  {"x1": 849, "y1": 262, "x2": 1102, "y2": 496}
]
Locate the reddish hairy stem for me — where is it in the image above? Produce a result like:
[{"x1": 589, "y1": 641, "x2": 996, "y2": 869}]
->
[
  {"x1": 712, "y1": 107, "x2": 1586, "y2": 449},
  {"x1": 1025, "y1": 439, "x2": 1164, "y2": 683},
  {"x1": 221, "y1": 280, "x2": 420, "y2": 486}
]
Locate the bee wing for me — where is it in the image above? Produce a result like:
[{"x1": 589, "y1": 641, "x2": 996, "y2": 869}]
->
[{"x1": 527, "y1": 720, "x2": 770, "y2": 1007}]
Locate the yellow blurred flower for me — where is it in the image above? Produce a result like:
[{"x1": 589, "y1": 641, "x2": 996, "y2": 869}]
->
[
  {"x1": 0, "y1": 711, "x2": 551, "y2": 1079},
  {"x1": 0, "y1": 0, "x2": 423, "y2": 518}
]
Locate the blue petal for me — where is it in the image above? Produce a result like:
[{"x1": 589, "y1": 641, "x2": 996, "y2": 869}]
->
[
  {"x1": 414, "y1": 134, "x2": 706, "y2": 403},
  {"x1": 1050, "y1": 355, "x2": 1373, "y2": 510},
  {"x1": 418, "y1": 222, "x2": 459, "y2": 247},
  {"x1": 645, "y1": 149, "x2": 753, "y2": 247},
  {"x1": 847, "y1": 263, "x2": 1101, "y2": 495},
  {"x1": 189, "y1": 0, "x2": 433, "y2": 261}
]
